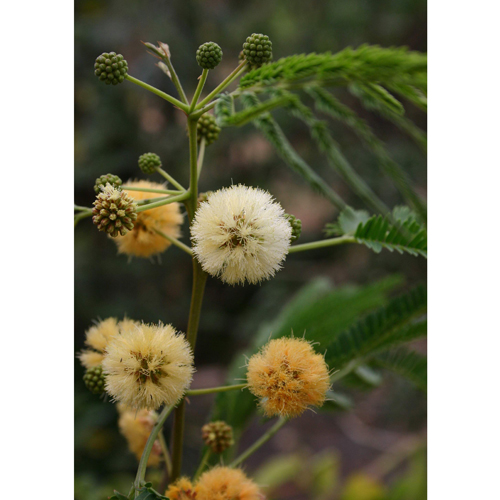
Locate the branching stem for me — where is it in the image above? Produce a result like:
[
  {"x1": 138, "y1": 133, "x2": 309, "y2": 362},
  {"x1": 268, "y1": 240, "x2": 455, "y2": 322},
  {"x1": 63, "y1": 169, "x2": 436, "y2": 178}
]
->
[
  {"x1": 288, "y1": 235, "x2": 355, "y2": 254},
  {"x1": 156, "y1": 168, "x2": 186, "y2": 191},
  {"x1": 189, "y1": 69, "x2": 209, "y2": 113},
  {"x1": 186, "y1": 384, "x2": 246, "y2": 396},
  {"x1": 154, "y1": 229, "x2": 193, "y2": 256},
  {"x1": 136, "y1": 191, "x2": 190, "y2": 213}
]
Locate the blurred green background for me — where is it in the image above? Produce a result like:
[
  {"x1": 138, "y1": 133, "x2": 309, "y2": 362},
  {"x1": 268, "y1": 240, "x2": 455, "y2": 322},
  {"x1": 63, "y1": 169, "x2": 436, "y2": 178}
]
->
[{"x1": 75, "y1": 0, "x2": 426, "y2": 498}]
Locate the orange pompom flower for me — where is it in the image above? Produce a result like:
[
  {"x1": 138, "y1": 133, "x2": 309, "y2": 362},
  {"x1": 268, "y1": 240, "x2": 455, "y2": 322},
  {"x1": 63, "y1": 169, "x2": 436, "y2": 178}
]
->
[
  {"x1": 246, "y1": 336, "x2": 330, "y2": 418},
  {"x1": 196, "y1": 467, "x2": 264, "y2": 500},
  {"x1": 165, "y1": 478, "x2": 197, "y2": 499},
  {"x1": 114, "y1": 180, "x2": 183, "y2": 258}
]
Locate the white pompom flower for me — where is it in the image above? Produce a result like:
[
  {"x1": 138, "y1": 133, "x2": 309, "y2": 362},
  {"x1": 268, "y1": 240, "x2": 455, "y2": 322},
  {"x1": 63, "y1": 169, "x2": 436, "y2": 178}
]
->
[{"x1": 190, "y1": 185, "x2": 292, "y2": 285}]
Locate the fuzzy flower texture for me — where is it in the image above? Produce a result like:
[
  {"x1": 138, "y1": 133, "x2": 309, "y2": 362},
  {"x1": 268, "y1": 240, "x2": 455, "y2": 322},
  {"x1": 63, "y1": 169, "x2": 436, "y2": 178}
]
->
[
  {"x1": 191, "y1": 185, "x2": 292, "y2": 285},
  {"x1": 167, "y1": 467, "x2": 263, "y2": 500},
  {"x1": 103, "y1": 322, "x2": 194, "y2": 410},
  {"x1": 114, "y1": 180, "x2": 184, "y2": 258},
  {"x1": 247, "y1": 337, "x2": 330, "y2": 418}
]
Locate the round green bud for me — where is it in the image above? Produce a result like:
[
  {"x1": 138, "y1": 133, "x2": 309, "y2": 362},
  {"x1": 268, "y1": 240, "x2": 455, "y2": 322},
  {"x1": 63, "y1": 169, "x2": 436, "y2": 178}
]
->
[
  {"x1": 242, "y1": 33, "x2": 272, "y2": 69},
  {"x1": 285, "y1": 213, "x2": 302, "y2": 242},
  {"x1": 83, "y1": 366, "x2": 106, "y2": 395},
  {"x1": 197, "y1": 114, "x2": 221, "y2": 146},
  {"x1": 92, "y1": 184, "x2": 138, "y2": 238},
  {"x1": 94, "y1": 173, "x2": 122, "y2": 194},
  {"x1": 196, "y1": 42, "x2": 223, "y2": 70},
  {"x1": 94, "y1": 52, "x2": 128, "y2": 85},
  {"x1": 138, "y1": 152, "x2": 162, "y2": 175},
  {"x1": 202, "y1": 421, "x2": 234, "y2": 453}
]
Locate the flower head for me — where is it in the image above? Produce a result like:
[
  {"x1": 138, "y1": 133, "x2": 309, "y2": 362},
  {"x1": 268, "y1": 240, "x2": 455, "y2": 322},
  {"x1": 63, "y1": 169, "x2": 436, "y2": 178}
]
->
[
  {"x1": 191, "y1": 185, "x2": 292, "y2": 285},
  {"x1": 246, "y1": 337, "x2": 330, "y2": 418},
  {"x1": 166, "y1": 478, "x2": 197, "y2": 500},
  {"x1": 196, "y1": 467, "x2": 263, "y2": 500},
  {"x1": 78, "y1": 317, "x2": 139, "y2": 369},
  {"x1": 114, "y1": 180, "x2": 184, "y2": 258},
  {"x1": 102, "y1": 322, "x2": 194, "y2": 410},
  {"x1": 201, "y1": 421, "x2": 234, "y2": 453},
  {"x1": 117, "y1": 404, "x2": 162, "y2": 466}
]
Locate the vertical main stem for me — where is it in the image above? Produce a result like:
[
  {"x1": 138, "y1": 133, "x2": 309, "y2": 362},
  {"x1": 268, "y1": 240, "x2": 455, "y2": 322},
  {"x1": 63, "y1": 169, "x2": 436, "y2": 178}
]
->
[{"x1": 170, "y1": 114, "x2": 208, "y2": 483}]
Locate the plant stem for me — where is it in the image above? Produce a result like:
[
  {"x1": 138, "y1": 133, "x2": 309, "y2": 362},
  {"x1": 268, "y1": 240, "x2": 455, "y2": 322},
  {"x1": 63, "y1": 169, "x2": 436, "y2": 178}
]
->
[
  {"x1": 189, "y1": 69, "x2": 209, "y2": 113},
  {"x1": 195, "y1": 61, "x2": 247, "y2": 111},
  {"x1": 123, "y1": 186, "x2": 183, "y2": 195},
  {"x1": 74, "y1": 205, "x2": 92, "y2": 211},
  {"x1": 74, "y1": 210, "x2": 92, "y2": 226},
  {"x1": 134, "y1": 404, "x2": 174, "y2": 497},
  {"x1": 194, "y1": 448, "x2": 211, "y2": 480},
  {"x1": 197, "y1": 138, "x2": 206, "y2": 180},
  {"x1": 136, "y1": 191, "x2": 190, "y2": 213},
  {"x1": 161, "y1": 54, "x2": 189, "y2": 105},
  {"x1": 288, "y1": 235, "x2": 356, "y2": 254},
  {"x1": 156, "y1": 168, "x2": 186, "y2": 191},
  {"x1": 230, "y1": 417, "x2": 288, "y2": 468},
  {"x1": 154, "y1": 229, "x2": 193, "y2": 256},
  {"x1": 186, "y1": 383, "x2": 246, "y2": 396},
  {"x1": 186, "y1": 117, "x2": 200, "y2": 218},
  {"x1": 125, "y1": 75, "x2": 189, "y2": 112}
]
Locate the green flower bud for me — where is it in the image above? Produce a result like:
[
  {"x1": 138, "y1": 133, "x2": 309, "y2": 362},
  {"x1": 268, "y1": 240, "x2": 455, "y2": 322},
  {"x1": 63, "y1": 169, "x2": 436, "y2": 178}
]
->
[
  {"x1": 197, "y1": 114, "x2": 221, "y2": 146},
  {"x1": 92, "y1": 184, "x2": 138, "y2": 238},
  {"x1": 83, "y1": 366, "x2": 106, "y2": 395},
  {"x1": 196, "y1": 42, "x2": 223, "y2": 70},
  {"x1": 285, "y1": 213, "x2": 302, "y2": 242},
  {"x1": 242, "y1": 34, "x2": 272, "y2": 69},
  {"x1": 202, "y1": 421, "x2": 234, "y2": 453},
  {"x1": 94, "y1": 52, "x2": 128, "y2": 85},
  {"x1": 138, "y1": 152, "x2": 162, "y2": 175},
  {"x1": 94, "y1": 173, "x2": 122, "y2": 194}
]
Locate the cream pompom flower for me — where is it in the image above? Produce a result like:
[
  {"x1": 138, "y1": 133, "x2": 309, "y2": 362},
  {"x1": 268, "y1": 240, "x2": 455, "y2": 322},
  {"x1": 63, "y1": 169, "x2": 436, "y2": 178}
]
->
[
  {"x1": 246, "y1": 336, "x2": 330, "y2": 418},
  {"x1": 78, "y1": 317, "x2": 139, "y2": 369},
  {"x1": 114, "y1": 180, "x2": 184, "y2": 258},
  {"x1": 102, "y1": 322, "x2": 194, "y2": 410},
  {"x1": 190, "y1": 184, "x2": 292, "y2": 285}
]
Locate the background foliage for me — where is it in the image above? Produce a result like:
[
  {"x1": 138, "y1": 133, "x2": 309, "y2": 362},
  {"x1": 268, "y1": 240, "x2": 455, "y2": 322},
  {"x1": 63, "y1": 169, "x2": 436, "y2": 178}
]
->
[{"x1": 75, "y1": 0, "x2": 426, "y2": 498}]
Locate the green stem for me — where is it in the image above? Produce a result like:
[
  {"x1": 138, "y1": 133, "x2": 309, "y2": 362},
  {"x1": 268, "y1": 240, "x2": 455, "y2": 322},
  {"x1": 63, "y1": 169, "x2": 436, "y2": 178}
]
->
[
  {"x1": 194, "y1": 449, "x2": 211, "y2": 481},
  {"x1": 161, "y1": 54, "x2": 189, "y2": 105},
  {"x1": 195, "y1": 61, "x2": 247, "y2": 111},
  {"x1": 197, "y1": 138, "x2": 206, "y2": 180},
  {"x1": 186, "y1": 117, "x2": 200, "y2": 217},
  {"x1": 125, "y1": 75, "x2": 189, "y2": 112},
  {"x1": 74, "y1": 205, "x2": 92, "y2": 211},
  {"x1": 230, "y1": 417, "x2": 288, "y2": 468},
  {"x1": 134, "y1": 404, "x2": 174, "y2": 497},
  {"x1": 158, "y1": 429, "x2": 173, "y2": 478},
  {"x1": 74, "y1": 210, "x2": 92, "y2": 227},
  {"x1": 156, "y1": 168, "x2": 186, "y2": 191},
  {"x1": 186, "y1": 384, "x2": 246, "y2": 396},
  {"x1": 154, "y1": 229, "x2": 193, "y2": 256},
  {"x1": 288, "y1": 235, "x2": 355, "y2": 254},
  {"x1": 136, "y1": 191, "x2": 190, "y2": 213},
  {"x1": 123, "y1": 186, "x2": 183, "y2": 195},
  {"x1": 189, "y1": 69, "x2": 209, "y2": 113}
]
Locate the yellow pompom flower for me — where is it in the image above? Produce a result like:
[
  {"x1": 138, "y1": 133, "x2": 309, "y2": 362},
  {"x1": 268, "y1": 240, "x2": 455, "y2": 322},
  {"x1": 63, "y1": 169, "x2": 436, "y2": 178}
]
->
[
  {"x1": 246, "y1": 337, "x2": 330, "y2": 418},
  {"x1": 114, "y1": 180, "x2": 184, "y2": 258},
  {"x1": 190, "y1": 184, "x2": 292, "y2": 285},
  {"x1": 102, "y1": 322, "x2": 194, "y2": 410},
  {"x1": 196, "y1": 467, "x2": 264, "y2": 500},
  {"x1": 166, "y1": 478, "x2": 197, "y2": 499},
  {"x1": 117, "y1": 404, "x2": 162, "y2": 466},
  {"x1": 78, "y1": 317, "x2": 139, "y2": 369}
]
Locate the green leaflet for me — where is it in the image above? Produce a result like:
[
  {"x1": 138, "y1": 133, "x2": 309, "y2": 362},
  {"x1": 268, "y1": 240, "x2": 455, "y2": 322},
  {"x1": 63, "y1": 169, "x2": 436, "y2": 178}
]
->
[
  {"x1": 238, "y1": 92, "x2": 347, "y2": 210},
  {"x1": 324, "y1": 285, "x2": 427, "y2": 370},
  {"x1": 239, "y1": 45, "x2": 427, "y2": 91},
  {"x1": 375, "y1": 347, "x2": 427, "y2": 392}
]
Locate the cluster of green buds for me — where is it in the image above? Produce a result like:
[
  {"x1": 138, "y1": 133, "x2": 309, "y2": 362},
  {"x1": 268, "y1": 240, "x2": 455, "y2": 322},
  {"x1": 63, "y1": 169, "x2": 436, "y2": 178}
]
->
[
  {"x1": 138, "y1": 152, "x2": 162, "y2": 175},
  {"x1": 196, "y1": 42, "x2": 223, "y2": 70},
  {"x1": 92, "y1": 184, "x2": 138, "y2": 237},
  {"x1": 242, "y1": 33, "x2": 272, "y2": 69},
  {"x1": 94, "y1": 173, "x2": 122, "y2": 194},
  {"x1": 94, "y1": 52, "x2": 128, "y2": 85},
  {"x1": 285, "y1": 213, "x2": 302, "y2": 242},
  {"x1": 202, "y1": 421, "x2": 234, "y2": 453},
  {"x1": 83, "y1": 366, "x2": 106, "y2": 395},
  {"x1": 197, "y1": 114, "x2": 221, "y2": 146}
]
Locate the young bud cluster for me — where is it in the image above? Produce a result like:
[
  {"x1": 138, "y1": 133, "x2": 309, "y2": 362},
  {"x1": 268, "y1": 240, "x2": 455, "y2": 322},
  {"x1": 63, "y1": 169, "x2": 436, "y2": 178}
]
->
[
  {"x1": 285, "y1": 213, "x2": 302, "y2": 242},
  {"x1": 201, "y1": 421, "x2": 234, "y2": 453},
  {"x1": 83, "y1": 365, "x2": 106, "y2": 395},
  {"x1": 94, "y1": 173, "x2": 122, "y2": 194},
  {"x1": 92, "y1": 184, "x2": 138, "y2": 237},
  {"x1": 138, "y1": 152, "x2": 162, "y2": 175},
  {"x1": 94, "y1": 52, "x2": 128, "y2": 85},
  {"x1": 242, "y1": 33, "x2": 272, "y2": 69},
  {"x1": 196, "y1": 42, "x2": 223, "y2": 70},
  {"x1": 197, "y1": 114, "x2": 221, "y2": 146}
]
